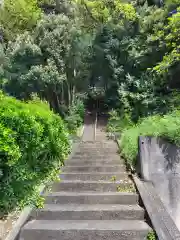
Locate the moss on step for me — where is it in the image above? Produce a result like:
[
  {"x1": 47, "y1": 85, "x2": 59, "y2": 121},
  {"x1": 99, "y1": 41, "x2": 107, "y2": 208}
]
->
[
  {"x1": 110, "y1": 176, "x2": 117, "y2": 182},
  {"x1": 117, "y1": 184, "x2": 136, "y2": 193}
]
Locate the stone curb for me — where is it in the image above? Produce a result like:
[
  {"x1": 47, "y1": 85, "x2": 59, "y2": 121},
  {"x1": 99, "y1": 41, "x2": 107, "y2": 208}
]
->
[
  {"x1": 133, "y1": 175, "x2": 180, "y2": 240},
  {"x1": 2, "y1": 207, "x2": 32, "y2": 240},
  {"x1": 2, "y1": 125, "x2": 84, "y2": 240},
  {"x1": 3, "y1": 184, "x2": 46, "y2": 240}
]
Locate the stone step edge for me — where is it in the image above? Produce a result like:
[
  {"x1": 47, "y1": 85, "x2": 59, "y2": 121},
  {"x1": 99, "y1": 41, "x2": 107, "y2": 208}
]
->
[
  {"x1": 54, "y1": 180, "x2": 132, "y2": 183},
  {"x1": 32, "y1": 204, "x2": 144, "y2": 220},
  {"x1": 44, "y1": 191, "x2": 138, "y2": 196},
  {"x1": 63, "y1": 165, "x2": 125, "y2": 168},
  {"x1": 21, "y1": 219, "x2": 151, "y2": 231},
  {"x1": 60, "y1": 172, "x2": 128, "y2": 175},
  {"x1": 39, "y1": 203, "x2": 143, "y2": 209}
]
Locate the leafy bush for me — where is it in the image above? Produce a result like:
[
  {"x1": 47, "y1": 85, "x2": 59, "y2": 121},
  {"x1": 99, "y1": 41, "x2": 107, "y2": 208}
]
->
[
  {"x1": 119, "y1": 110, "x2": 180, "y2": 166},
  {"x1": 72, "y1": 98, "x2": 85, "y2": 120},
  {"x1": 0, "y1": 93, "x2": 70, "y2": 215},
  {"x1": 65, "y1": 98, "x2": 85, "y2": 134},
  {"x1": 107, "y1": 110, "x2": 133, "y2": 133},
  {"x1": 65, "y1": 114, "x2": 82, "y2": 134},
  {"x1": 153, "y1": 8, "x2": 180, "y2": 76}
]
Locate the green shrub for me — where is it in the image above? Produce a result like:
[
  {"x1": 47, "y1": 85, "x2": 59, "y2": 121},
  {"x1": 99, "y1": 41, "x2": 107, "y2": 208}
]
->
[
  {"x1": 75, "y1": 98, "x2": 85, "y2": 120},
  {"x1": 119, "y1": 110, "x2": 180, "y2": 166},
  {"x1": 65, "y1": 114, "x2": 83, "y2": 134},
  {"x1": 0, "y1": 94, "x2": 70, "y2": 215},
  {"x1": 65, "y1": 98, "x2": 85, "y2": 134},
  {"x1": 107, "y1": 110, "x2": 133, "y2": 133}
]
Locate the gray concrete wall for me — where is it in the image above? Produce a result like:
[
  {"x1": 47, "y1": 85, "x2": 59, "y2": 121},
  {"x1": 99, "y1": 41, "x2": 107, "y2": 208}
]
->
[{"x1": 138, "y1": 136, "x2": 180, "y2": 231}]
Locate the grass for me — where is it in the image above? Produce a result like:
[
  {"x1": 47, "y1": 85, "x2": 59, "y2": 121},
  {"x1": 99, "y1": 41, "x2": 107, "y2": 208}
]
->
[{"x1": 119, "y1": 110, "x2": 180, "y2": 166}]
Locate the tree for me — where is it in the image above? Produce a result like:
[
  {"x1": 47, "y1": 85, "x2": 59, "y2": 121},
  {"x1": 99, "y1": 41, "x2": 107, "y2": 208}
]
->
[
  {"x1": 153, "y1": 8, "x2": 180, "y2": 86},
  {"x1": 165, "y1": 0, "x2": 180, "y2": 10},
  {"x1": 0, "y1": 0, "x2": 42, "y2": 40},
  {"x1": 3, "y1": 14, "x2": 90, "y2": 115},
  {"x1": 74, "y1": 0, "x2": 137, "y2": 30}
]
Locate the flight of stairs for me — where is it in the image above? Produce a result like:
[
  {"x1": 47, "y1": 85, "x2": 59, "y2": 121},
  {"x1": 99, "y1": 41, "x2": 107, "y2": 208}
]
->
[{"x1": 19, "y1": 140, "x2": 151, "y2": 240}]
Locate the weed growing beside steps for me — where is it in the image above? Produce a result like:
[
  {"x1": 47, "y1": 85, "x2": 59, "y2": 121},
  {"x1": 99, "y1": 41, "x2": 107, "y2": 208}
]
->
[
  {"x1": 117, "y1": 185, "x2": 136, "y2": 193},
  {"x1": 147, "y1": 230, "x2": 157, "y2": 240},
  {"x1": 110, "y1": 176, "x2": 117, "y2": 182}
]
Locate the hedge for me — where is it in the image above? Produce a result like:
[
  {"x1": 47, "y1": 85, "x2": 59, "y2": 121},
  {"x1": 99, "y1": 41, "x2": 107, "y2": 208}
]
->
[
  {"x1": 0, "y1": 93, "x2": 70, "y2": 215},
  {"x1": 119, "y1": 110, "x2": 180, "y2": 166}
]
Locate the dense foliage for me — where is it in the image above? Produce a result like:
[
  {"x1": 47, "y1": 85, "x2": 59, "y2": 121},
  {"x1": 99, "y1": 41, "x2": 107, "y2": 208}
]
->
[
  {"x1": 0, "y1": 92, "x2": 70, "y2": 215},
  {"x1": 2, "y1": 14, "x2": 87, "y2": 115},
  {"x1": 0, "y1": 0, "x2": 179, "y2": 119},
  {"x1": 0, "y1": 0, "x2": 42, "y2": 40},
  {"x1": 65, "y1": 96, "x2": 85, "y2": 133},
  {"x1": 103, "y1": 0, "x2": 180, "y2": 165}
]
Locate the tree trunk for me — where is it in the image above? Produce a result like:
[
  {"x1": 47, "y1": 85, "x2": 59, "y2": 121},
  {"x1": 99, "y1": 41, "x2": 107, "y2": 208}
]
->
[
  {"x1": 66, "y1": 81, "x2": 71, "y2": 108},
  {"x1": 72, "y1": 85, "x2": 76, "y2": 103},
  {"x1": 55, "y1": 0, "x2": 60, "y2": 12},
  {"x1": 61, "y1": 83, "x2": 64, "y2": 103},
  {"x1": 54, "y1": 88, "x2": 61, "y2": 114},
  {"x1": 46, "y1": 88, "x2": 56, "y2": 112}
]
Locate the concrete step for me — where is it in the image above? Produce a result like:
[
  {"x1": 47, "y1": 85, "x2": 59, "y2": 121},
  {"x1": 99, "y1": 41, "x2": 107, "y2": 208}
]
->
[
  {"x1": 72, "y1": 152, "x2": 120, "y2": 157},
  {"x1": 72, "y1": 154, "x2": 120, "y2": 159},
  {"x1": 77, "y1": 145, "x2": 118, "y2": 149},
  {"x1": 65, "y1": 159, "x2": 121, "y2": 165},
  {"x1": 52, "y1": 180, "x2": 133, "y2": 192},
  {"x1": 77, "y1": 149, "x2": 118, "y2": 153},
  {"x1": 63, "y1": 165, "x2": 126, "y2": 172},
  {"x1": 74, "y1": 150, "x2": 119, "y2": 155},
  {"x1": 78, "y1": 145, "x2": 117, "y2": 148},
  {"x1": 79, "y1": 142, "x2": 117, "y2": 146},
  {"x1": 78, "y1": 147, "x2": 118, "y2": 151},
  {"x1": 77, "y1": 144, "x2": 118, "y2": 151},
  {"x1": 60, "y1": 172, "x2": 128, "y2": 181},
  {"x1": 20, "y1": 220, "x2": 151, "y2": 240},
  {"x1": 33, "y1": 204, "x2": 144, "y2": 220},
  {"x1": 80, "y1": 141, "x2": 116, "y2": 145},
  {"x1": 71, "y1": 155, "x2": 120, "y2": 160},
  {"x1": 44, "y1": 192, "x2": 138, "y2": 205}
]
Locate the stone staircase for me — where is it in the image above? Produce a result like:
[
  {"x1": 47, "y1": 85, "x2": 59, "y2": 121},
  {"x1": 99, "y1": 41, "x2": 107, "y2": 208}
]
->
[{"x1": 19, "y1": 140, "x2": 151, "y2": 240}]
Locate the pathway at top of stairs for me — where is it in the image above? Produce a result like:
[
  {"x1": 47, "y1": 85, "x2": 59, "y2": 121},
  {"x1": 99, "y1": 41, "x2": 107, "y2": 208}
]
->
[{"x1": 19, "y1": 116, "x2": 151, "y2": 240}]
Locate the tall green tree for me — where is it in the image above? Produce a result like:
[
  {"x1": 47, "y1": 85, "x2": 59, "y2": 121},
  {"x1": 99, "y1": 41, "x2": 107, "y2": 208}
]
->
[
  {"x1": 0, "y1": 0, "x2": 42, "y2": 40},
  {"x1": 3, "y1": 14, "x2": 90, "y2": 115}
]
